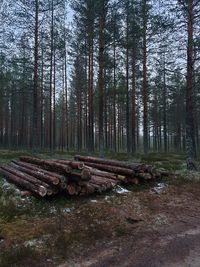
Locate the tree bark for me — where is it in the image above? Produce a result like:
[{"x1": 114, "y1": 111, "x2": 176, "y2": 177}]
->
[
  {"x1": 163, "y1": 57, "x2": 167, "y2": 153},
  {"x1": 142, "y1": 0, "x2": 148, "y2": 154},
  {"x1": 75, "y1": 155, "x2": 145, "y2": 170},
  {"x1": 12, "y1": 160, "x2": 64, "y2": 183},
  {"x1": 126, "y1": 0, "x2": 130, "y2": 153},
  {"x1": 0, "y1": 167, "x2": 47, "y2": 197},
  {"x1": 98, "y1": 1, "x2": 106, "y2": 156},
  {"x1": 49, "y1": 0, "x2": 54, "y2": 152},
  {"x1": 11, "y1": 161, "x2": 60, "y2": 185},
  {"x1": 185, "y1": 0, "x2": 197, "y2": 170},
  {"x1": 8, "y1": 163, "x2": 55, "y2": 195},
  {"x1": 33, "y1": 0, "x2": 39, "y2": 151},
  {"x1": 131, "y1": 47, "x2": 136, "y2": 153},
  {"x1": 82, "y1": 162, "x2": 135, "y2": 176}
]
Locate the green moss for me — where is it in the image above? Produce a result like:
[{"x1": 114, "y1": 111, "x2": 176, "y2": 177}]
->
[
  {"x1": 0, "y1": 245, "x2": 38, "y2": 267},
  {"x1": 0, "y1": 150, "x2": 31, "y2": 161},
  {"x1": 114, "y1": 225, "x2": 129, "y2": 237}
]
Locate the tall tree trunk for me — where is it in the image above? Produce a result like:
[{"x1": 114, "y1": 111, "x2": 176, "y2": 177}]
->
[
  {"x1": 131, "y1": 47, "x2": 136, "y2": 153},
  {"x1": 33, "y1": 0, "x2": 39, "y2": 151},
  {"x1": 126, "y1": 0, "x2": 130, "y2": 153},
  {"x1": 185, "y1": 0, "x2": 197, "y2": 170},
  {"x1": 98, "y1": 4, "x2": 105, "y2": 156},
  {"x1": 88, "y1": 35, "x2": 94, "y2": 152},
  {"x1": 113, "y1": 29, "x2": 117, "y2": 152},
  {"x1": 40, "y1": 39, "x2": 44, "y2": 150},
  {"x1": 49, "y1": 0, "x2": 54, "y2": 152},
  {"x1": 53, "y1": 48, "x2": 56, "y2": 150},
  {"x1": 142, "y1": 0, "x2": 148, "y2": 154},
  {"x1": 163, "y1": 61, "x2": 167, "y2": 153},
  {"x1": 64, "y1": 39, "x2": 68, "y2": 151}
]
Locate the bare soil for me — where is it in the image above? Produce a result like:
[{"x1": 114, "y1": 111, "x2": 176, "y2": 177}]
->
[{"x1": 58, "y1": 182, "x2": 200, "y2": 267}]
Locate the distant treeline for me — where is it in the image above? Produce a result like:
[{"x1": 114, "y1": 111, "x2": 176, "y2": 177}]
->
[{"x1": 0, "y1": 0, "x2": 199, "y2": 166}]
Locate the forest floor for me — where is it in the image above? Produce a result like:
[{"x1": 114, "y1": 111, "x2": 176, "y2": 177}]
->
[{"x1": 0, "y1": 151, "x2": 200, "y2": 266}]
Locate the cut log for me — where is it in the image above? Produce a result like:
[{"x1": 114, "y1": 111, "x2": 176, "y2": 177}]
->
[
  {"x1": 88, "y1": 182, "x2": 104, "y2": 192},
  {"x1": 20, "y1": 156, "x2": 72, "y2": 175},
  {"x1": 52, "y1": 159, "x2": 84, "y2": 170},
  {"x1": 80, "y1": 183, "x2": 96, "y2": 195},
  {"x1": 89, "y1": 179, "x2": 108, "y2": 191},
  {"x1": 12, "y1": 163, "x2": 83, "y2": 186},
  {"x1": 91, "y1": 175, "x2": 119, "y2": 187},
  {"x1": 127, "y1": 177, "x2": 140, "y2": 185},
  {"x1": 12, "y1": 160, "x2": 62, "y2": 185},
  {"x1": 20, "y1": 191, "x2": 33, "y2": 197},
  {"x1": 0, "y1": 167, "x2": 47, "y2": 197},
  {"x1": 66, "y1": 183, "x2": 81, "y2": 195},
  {"x1": 89, "y1": 180, "x2": 107, "y2": 191},
  {"x1": 12, "y1": 160, "x2": 65, "y2": 184},
  {"x1": 83, "y1": 162, "x2": 135, "y2": 176},
  {"x1": 75, "y1": 155, "x2": 145, "y2": 171},
  {"x1": 136, "y1": 173, "x2": 152, "y2": 180},
  {"x1": 59, "y1": 182, "x2": 67, "y2": 190},
  {"x1": 2, "y1": 165, "x2": 53, "y2": 196},
  {"x1": 117, "y1": 175, "x2": 129, "y2": 183},
  {"x1": 65, "y1": 169, "x2": 91, "y2": 182},
  {"x1": 0, "y1": 155, "x2": 165, "y2": 198},
  {"x1": 80, "y1": 168, "x2": 91, "y2": 181},
  {"x1": 55, "y1": 167, "x2": 90, "y2": 182},
  {"x1": 10, "y1": 161, "x2": 60, "y2": 186},
  {"x1": 86, "y1": 166, "x2": 117, "y2": 180},
  {"x1": 19, "y1": 157, "x2": 91, "y2": 182}
]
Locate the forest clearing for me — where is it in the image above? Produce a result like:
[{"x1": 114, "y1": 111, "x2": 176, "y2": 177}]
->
[
  {"x1": 0, "y1": 155, "x2": 168, "y2": 197},
  {"x1": 1, "y1": 0, "x2": 200, "y2": 266},
  {"x1": 0, "y1": 151, "x2": 200, "y2": 267}
]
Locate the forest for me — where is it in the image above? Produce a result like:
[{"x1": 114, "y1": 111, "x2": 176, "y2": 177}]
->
[
  {"x1": 1, "y1": 1, "x2": 200, "y2": 266},
  {"x1": 0, "y1": 0, "x2": 199, "y2": 169}
]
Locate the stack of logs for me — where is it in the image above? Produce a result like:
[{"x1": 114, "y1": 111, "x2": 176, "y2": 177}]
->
[{"x1": 0, "y1": 155, "x2": 168, "y2": 197}]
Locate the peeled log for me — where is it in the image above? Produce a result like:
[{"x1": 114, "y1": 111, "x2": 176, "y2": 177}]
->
[
  {"x1": 0, "y1": 167, "x2": 47, "y2": 197},
  {"x1": 83, "y1": 162, "x2": 135, "y2": 176}
]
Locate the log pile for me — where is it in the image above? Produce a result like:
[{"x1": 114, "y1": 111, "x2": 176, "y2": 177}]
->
[
  {"x1": 74, "y1": 155, "x2": 165, "y2": 185},
  {"x1": 0, "y1": 155, "x2": 168, "y2": 198}
]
